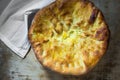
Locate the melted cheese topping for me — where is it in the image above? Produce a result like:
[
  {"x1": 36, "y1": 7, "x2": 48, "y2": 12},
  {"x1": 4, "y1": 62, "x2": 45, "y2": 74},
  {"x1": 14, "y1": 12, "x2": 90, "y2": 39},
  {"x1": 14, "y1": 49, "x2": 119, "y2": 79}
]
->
[{"x1": 30, "y1": 0, "x2": 109, "y2": 75}]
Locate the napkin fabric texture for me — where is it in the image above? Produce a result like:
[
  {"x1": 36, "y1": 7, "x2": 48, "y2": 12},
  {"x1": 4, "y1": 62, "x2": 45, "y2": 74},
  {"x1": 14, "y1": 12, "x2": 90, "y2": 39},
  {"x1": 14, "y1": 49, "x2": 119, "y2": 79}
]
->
[{"x1": 0, "y1": 0, "x2": 55, "y2": 58}]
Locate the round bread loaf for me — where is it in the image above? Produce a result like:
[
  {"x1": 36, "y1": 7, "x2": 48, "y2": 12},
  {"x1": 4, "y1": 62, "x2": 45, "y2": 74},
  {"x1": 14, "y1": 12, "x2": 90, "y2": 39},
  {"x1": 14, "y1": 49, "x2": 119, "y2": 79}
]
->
[{"x1": 28, "y1": 0, "x2": 109, "y2": 75}]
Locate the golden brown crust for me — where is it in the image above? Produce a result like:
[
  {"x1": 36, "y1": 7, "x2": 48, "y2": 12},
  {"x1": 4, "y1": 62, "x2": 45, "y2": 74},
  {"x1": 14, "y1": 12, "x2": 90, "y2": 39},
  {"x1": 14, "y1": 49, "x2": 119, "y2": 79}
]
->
[{"x1": 28, "y1": 0, "x2": 109, "y2": 75}]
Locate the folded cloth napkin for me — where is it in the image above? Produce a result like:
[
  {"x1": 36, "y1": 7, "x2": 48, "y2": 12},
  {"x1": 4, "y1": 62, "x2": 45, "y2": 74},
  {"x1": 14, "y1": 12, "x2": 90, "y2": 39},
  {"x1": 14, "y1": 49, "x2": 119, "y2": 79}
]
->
[{"x1": 0, "y1": 0, "x2": 55, "y2": 58}]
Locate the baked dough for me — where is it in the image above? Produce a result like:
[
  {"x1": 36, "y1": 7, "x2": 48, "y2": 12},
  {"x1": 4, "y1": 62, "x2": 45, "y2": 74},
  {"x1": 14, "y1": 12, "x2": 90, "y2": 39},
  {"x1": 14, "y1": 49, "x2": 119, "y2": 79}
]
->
[{"x1": 28, "y1": 0, "x2": 109, "y2": 75}]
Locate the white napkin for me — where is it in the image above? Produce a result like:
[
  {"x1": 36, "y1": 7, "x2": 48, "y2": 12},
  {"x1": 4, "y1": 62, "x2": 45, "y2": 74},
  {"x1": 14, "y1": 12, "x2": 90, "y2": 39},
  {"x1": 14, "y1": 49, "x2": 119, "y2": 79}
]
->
[{"x1": 0, "y1": 0, "x2": 55, "y2": 58}]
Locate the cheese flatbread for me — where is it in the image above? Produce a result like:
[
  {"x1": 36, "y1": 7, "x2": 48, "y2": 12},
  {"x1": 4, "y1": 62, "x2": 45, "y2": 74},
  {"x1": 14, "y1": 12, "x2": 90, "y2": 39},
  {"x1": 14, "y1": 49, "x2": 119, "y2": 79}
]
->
[{"x1": 28, "y1": 0, "x2": 109, "y2": 75}]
